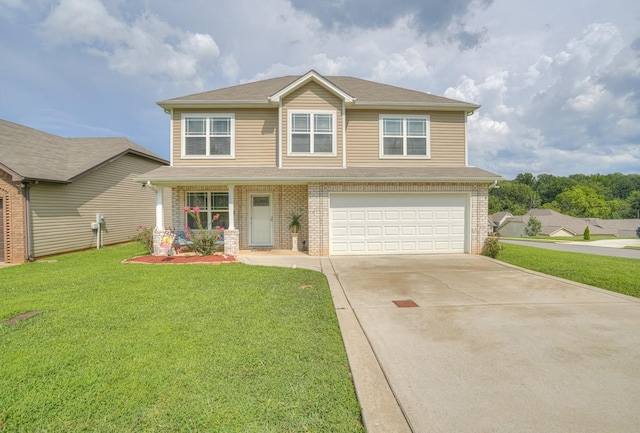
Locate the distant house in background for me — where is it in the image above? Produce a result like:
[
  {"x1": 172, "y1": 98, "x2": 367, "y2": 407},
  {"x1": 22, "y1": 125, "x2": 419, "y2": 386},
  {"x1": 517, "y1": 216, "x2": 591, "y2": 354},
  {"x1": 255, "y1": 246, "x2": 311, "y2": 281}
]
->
[
  {"x1": 0, "y1": 119, "x2": 170, "y2": 264},
  {"x1": 489, "y1": 211, "x2": 513, "y2": 233},
  {"x1": 495, "y1": 208, "x2": 640, "y2": 238}
]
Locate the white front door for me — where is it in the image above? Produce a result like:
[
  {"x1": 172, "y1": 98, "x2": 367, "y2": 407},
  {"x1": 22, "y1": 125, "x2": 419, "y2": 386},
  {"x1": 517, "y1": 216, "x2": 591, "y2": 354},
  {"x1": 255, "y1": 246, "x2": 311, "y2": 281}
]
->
[{"x1": 250, "y1": 194, "x2": 273, "y2": 246}]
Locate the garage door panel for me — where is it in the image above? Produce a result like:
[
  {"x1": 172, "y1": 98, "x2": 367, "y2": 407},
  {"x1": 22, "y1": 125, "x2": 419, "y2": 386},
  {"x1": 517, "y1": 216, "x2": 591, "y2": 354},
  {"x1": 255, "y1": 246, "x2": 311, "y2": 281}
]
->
[{"x1": 330, "y1": 193, "x2": 466, "y2": 255}]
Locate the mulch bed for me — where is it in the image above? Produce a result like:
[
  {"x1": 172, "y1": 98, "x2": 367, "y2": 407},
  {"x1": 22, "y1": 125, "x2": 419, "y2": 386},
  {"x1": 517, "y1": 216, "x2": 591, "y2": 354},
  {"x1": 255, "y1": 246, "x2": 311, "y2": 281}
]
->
[{"x1": 123, "y1": 254, "x2": 237, "y2": 265}]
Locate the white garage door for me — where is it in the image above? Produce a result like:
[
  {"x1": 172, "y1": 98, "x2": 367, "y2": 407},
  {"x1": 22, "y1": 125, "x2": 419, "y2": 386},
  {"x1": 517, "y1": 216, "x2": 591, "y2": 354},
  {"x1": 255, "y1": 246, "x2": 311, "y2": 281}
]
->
[{"x1": 330, "y1": 193, "x2": 467, "y2": 255}]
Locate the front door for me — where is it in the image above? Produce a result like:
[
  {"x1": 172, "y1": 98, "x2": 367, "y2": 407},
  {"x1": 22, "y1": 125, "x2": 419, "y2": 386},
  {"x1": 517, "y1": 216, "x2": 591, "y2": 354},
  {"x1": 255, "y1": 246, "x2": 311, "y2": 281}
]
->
[{"x1": 250, "y1": 194, "x2": 273, "y2": 246}]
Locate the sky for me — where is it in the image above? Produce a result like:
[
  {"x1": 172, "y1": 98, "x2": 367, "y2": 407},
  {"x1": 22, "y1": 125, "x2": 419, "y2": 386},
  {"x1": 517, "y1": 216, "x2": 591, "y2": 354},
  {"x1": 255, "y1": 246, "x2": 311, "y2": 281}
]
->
[{"x1": 1, "y1": 0, "x2": 639, "y2": 179}]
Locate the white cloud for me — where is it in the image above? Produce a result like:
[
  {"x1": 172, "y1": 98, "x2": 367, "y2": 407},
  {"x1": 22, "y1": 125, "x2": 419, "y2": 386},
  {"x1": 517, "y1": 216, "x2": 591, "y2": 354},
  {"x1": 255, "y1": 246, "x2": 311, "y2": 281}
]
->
[{"x1": 40, "y1": 0, "x2": 220, "y2": 88}]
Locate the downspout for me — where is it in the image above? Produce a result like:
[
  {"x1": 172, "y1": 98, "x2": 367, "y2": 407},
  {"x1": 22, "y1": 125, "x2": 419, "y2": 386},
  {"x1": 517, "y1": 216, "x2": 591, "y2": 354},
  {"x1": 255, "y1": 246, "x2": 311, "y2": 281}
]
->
[
  {"x1": 342, "y1": 101, "x2": 346, "y2": 168},
  {"x1": 23, "y1": 182, "x2": 35, "y2": 261},
  {"x1": 278, "y1": 102, "x2": 282, "y2": 168}
]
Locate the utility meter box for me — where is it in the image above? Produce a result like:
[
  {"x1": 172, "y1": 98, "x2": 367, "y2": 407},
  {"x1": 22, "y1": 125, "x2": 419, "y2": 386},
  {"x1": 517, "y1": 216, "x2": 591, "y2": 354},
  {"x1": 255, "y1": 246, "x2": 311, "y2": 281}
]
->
[
  {"x1": 96, "y1": 214, "x2": 104, "y2": 224},
  {"x1": 91, "y1": 222, "x2": 99, "y2": 230}
]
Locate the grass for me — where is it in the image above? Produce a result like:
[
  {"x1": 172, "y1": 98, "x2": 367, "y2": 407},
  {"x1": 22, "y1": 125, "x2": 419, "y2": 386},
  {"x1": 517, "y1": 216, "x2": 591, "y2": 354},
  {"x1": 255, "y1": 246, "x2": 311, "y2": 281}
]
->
[
  {"x1": 498, "y1": 243, "x2": 640, "y2": 298},
  {"x1": 0, "y1": 244, "x2": 364, "y2": 433}
]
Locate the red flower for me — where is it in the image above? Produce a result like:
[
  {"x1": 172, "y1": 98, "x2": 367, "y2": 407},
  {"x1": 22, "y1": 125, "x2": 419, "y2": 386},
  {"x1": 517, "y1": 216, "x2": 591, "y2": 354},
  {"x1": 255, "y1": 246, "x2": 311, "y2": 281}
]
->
[
  {"x1": 183, "y1": 206, "x2": 190, "y2": 212},
  {"x1": 193, "y1": 206, "x2": 201, "y2": 214}
]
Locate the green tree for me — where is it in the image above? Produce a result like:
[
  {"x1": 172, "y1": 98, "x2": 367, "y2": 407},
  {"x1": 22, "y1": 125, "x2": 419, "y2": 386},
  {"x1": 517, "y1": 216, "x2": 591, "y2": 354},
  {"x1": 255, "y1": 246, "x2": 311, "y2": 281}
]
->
[
  {"x1": 545, "y1": 185, "x2": 611, "y2": 218},
  {"x1": 536, "y1": 174, "x2": 576, "y2": 205},
  {"x1": 583, "y1": 226, "x2": 591, "y2": 240},
  {"x1": 525, "y1": 216, "x2": 542, "y2": 236},
  {"x1": 489, "y1": 181, "x2": 540, "y2": 215},
  {"x1": 626, "y1": 190, "x2": 640, "y2": 219}
]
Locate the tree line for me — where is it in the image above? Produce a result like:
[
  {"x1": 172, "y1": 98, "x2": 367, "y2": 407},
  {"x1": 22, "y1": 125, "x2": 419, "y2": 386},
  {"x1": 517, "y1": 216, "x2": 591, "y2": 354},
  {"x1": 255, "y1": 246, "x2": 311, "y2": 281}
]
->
[{"x1": 489, "y1": 173, "x2": 640, "y2": 219}]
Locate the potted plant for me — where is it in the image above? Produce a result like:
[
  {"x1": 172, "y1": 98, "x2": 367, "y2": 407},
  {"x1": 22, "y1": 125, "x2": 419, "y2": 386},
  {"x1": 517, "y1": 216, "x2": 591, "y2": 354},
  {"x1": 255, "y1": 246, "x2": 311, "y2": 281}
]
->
[{"x1": 290, "y1": 213, "x2": 302, "y2": 251}]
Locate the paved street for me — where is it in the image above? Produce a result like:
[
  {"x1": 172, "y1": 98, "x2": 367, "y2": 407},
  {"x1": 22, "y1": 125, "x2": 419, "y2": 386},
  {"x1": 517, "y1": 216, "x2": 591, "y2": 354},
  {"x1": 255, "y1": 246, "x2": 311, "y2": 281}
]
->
[{"x1": 500, "y1": 239, "x2": 640, "y2": 259}]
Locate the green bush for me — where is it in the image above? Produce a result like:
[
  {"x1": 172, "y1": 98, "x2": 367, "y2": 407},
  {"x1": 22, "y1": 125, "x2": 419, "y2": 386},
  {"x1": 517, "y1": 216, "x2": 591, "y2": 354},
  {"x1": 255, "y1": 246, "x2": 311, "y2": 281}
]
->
[
  {"x1": 583, "y1": 226, "x2": 591, "y2": 240},
  {"x1": 481, "y1": 237, "x2": 503, "y2": 258},
  {"x1": 130, "y1": 225, "x2": 154, "y2": 254}
]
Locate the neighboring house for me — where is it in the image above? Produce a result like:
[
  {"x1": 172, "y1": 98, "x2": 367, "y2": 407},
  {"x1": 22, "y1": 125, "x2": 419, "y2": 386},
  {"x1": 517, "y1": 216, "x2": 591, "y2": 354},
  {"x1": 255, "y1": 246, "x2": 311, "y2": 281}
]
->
[
  {"x1": 0, "y1": 119, "x2": 170, "y2": 264},
  {"x1": 497, "y1": 208, "x2": 640, "y2": 238},
  {"x1": 489, "y1": 211, "x2": 513, "y2": 233},
  {"x1": 136, "y1": 70, "x2": 501, "y2": 256}
]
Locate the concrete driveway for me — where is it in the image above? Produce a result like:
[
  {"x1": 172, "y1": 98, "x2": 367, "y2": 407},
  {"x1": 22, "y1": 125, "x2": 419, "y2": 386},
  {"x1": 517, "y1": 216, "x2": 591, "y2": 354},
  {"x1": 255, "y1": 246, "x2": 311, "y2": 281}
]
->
[{"x1": 327, "y1": 254, "x2": 640, "y2": 433}]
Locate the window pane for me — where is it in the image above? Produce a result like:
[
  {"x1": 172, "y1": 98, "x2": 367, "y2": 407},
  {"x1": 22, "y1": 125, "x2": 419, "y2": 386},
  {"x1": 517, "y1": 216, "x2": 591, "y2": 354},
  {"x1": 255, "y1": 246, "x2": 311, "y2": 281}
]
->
[
  {"x1": 213, "y1": 193, "x2": 229, "y2": 210},
  {"x1": 292, "y1": 113, "x2": 310, "y2": 132},
  {"x1": 383, "y1": 137, "x2": 403, "y2": 155},
  {"x1": 187, "y1": 192, "x2": 208, "y2": 209},
  {"x1": 185, "y1": 137, "x2": 206, "y2": 155},
  {"x1": 407, "y1": 138, "x2": 427, "y2": 155},
  {"x1": 215, "y1": 212, "x2": 229, "y2": 229},
  {"x1": 211, "y1": 118, "x2": 230, "y2": 135},
  {"x1": 211, "y1": 137, "x2": 231, "y2": 155},
  {"x1": 186, "y1": 118, "x2": 206, "y2": 135},
  {"x1": 314, "y1": 114, "x2": 333, "y2": 132},
  {"x1": 292, "y1": 134, "x2": 311, "y2": 152},
  {"x1": 383, "y1": 118, "x2": 403, "y2": 135},
  {"x1": 314, "y1": 134, "x2": 333, "y2": 152},
  {"x1": 407, "y1": 119, "x2": 426, "y2": 136},
  {"x1": 187, "y1": 210, "x2": 209, "y2": 229}
]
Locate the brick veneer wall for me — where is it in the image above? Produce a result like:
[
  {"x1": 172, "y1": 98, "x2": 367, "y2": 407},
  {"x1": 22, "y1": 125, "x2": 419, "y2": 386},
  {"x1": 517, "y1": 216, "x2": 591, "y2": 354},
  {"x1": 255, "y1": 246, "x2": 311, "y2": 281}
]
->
[
  {"x1": 307, "y1": 182, "x2": 489, "y2": 256},
  {"x1": 170, "y1": 185, "x2": 308, "y2": 252},
  {"x1": 0, "y1": 172, "x2": 27, "y2": 264}
]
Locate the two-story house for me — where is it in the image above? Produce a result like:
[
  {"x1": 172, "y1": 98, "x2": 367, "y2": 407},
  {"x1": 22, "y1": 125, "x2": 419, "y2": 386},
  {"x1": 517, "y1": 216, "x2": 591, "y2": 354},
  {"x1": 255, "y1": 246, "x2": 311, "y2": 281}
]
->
[{"x1": 136, "y1": 70, "x2": 500, "y2": 256}]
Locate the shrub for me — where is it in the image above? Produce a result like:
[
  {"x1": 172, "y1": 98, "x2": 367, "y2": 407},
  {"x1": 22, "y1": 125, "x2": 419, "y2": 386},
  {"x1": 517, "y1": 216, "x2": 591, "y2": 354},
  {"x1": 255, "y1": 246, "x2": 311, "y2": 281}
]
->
[
  {"x1": 583, "y1": 226, "x2": 591, "y2": 240},
  {"x1": 525, "y1": 216, "x2": 542, "y2": 236},
  {"x1": 481, "y1": 237, "x2": 503, "y2": 258},
  {"x1": 183, "y1": 206, "x2": 225, "y2": 256},
  {"x1": 130, "y1": 225, "x2": 154, "y2": 254}
]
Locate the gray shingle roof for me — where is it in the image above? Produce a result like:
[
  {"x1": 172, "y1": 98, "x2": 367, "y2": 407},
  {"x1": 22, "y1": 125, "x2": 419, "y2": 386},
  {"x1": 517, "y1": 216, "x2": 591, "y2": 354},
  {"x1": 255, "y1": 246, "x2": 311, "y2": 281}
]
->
[
  {"x1": 0, "y1": 119, "x2": 168, "y2": 183},
  {"x1": 135, "y1": 165, "x2": 500, "y2": 184},
  {"x1": 158, "y1": 72, "x2": 480, "y2": 110}
]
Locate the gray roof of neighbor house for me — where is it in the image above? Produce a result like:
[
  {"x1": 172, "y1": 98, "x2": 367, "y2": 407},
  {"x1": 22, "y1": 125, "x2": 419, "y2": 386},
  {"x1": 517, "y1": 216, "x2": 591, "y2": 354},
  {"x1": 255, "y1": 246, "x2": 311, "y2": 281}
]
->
[
  {"x1": 135, "y1": 166, "x2": 501, "y2": 185},
  {"x1": 0, "y1": 119, "x2": 168, "y2": 183},
  {"x1": 157, "y1": 71, "x2": 481, "y2": 111}
]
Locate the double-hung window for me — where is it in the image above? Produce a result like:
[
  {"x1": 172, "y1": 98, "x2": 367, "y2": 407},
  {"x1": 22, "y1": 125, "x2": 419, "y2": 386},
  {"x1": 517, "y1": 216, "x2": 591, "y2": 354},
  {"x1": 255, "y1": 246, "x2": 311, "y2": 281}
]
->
[
  {"x1": 380, "y1": 115, "x2": 430, "y2": 158},
  {"x1": 289, "y1": 110, "x2": 336, "y2": 155},
  {"x1": 183, "y1": 114, "x2": 234, "y2": 158},
  {"x1": 185, "y1": 192, "x2": 229, "y2": 229}
]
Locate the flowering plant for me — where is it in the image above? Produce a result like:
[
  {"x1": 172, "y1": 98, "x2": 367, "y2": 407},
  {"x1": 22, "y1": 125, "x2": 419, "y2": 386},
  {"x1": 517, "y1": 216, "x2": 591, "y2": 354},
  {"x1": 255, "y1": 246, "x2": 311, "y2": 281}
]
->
[
  {"x1": 183, "y1": 206, "x2": 225, "y2": 256},
  {"x1": 130, "y1": 225, "x2": 154, "y2": 254}
]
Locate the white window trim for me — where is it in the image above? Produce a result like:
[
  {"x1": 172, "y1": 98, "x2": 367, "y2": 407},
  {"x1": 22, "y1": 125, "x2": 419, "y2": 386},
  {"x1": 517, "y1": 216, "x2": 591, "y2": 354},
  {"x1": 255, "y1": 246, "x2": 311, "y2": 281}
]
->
[
  {"x1": 379, "y1": 114, "x2": 431, "y2": 159},
  {"x1": 185, "y1": 191, "x2": 230, "y2": 230},
  {"x1": 287, "y1": 109, "x2": 337, "y2": 156},
  {"x1": 181, "y1": 113, "x2": 235, "y2": 159}
]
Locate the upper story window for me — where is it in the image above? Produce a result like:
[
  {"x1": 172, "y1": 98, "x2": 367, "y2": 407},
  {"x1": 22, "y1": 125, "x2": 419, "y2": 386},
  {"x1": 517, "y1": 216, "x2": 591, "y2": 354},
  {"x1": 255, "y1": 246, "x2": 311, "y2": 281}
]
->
[
  {"x1": 289, "y1": 110, "x2": 336, "y2": 155},
  {"x1": 182, "y1": 114, "x2": 235, "y2": 158},
  {"x1": 379, "y1": 115, "x2": 430, "y2": 158}
]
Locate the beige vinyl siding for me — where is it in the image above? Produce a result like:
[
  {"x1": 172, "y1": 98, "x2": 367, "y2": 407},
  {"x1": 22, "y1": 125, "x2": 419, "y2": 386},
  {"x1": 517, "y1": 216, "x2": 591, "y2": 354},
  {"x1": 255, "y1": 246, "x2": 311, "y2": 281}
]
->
[
  {"x1": 346, "y1": 110, "x2": 467, "y2": 166},
  {"x1": 30, "y1": 155, "x2": 170, "y2": 257},
  {"x1": 281, "y1": 82, "x2": 343, "y2": 168},
  {"x1": 172, "y1": 108, "x2": 278, "y2": 167}
]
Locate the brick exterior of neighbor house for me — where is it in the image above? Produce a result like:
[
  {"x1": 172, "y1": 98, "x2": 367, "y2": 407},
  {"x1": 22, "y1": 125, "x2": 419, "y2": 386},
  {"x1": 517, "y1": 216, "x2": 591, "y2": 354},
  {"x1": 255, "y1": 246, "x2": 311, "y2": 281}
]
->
[{"x1": 0, "y1": 171, "x2": 27, "y2": 264}]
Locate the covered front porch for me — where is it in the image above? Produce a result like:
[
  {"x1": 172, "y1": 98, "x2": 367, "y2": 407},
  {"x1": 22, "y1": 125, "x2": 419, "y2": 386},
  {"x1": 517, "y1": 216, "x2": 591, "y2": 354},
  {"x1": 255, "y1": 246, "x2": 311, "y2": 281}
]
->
[{"x1": 148, "y1": 183, "x2": 309, "y2": 256}]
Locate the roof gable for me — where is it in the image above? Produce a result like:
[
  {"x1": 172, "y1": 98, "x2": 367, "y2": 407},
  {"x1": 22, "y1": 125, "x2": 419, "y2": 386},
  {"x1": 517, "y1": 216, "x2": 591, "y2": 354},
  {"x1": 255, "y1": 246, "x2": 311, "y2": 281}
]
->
[
  {"x1": 0, "y1": 119, "x2": 167, "y2": 183},
  {"x1": 268, "y1": 70, "x2": 354, "y2": 103}
]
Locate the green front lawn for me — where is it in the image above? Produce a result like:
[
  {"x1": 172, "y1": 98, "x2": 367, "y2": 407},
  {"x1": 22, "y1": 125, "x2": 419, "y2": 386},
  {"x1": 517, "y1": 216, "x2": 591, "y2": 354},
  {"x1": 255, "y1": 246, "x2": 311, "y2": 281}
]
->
[
  {"x1": 498, "y1": 243, "x2": 640, "y2": 298},
  {"x1": 0, "y1": 244, "x2": 364, "y2": 433}
]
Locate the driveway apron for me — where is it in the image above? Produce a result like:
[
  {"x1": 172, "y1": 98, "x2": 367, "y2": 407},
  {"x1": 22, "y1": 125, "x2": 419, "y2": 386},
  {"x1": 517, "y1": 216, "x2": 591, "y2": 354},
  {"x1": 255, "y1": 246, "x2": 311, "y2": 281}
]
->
[{"x1": 328, "y1": 254, "x2": 640, "y2": 433}]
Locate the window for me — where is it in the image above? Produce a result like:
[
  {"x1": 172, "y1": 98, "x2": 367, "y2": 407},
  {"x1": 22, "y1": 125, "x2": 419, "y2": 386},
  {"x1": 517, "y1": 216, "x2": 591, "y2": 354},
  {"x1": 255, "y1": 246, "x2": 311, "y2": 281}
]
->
[
  {"x1": 183, "y1": 114, "x2": 234, "y2": 157},
  {"x1": 185, "y1": 192, "x2": 229, "y2": 229},
  {"x1": 380, "y1": 115, "x2": 430, "y2": 158},
  {"x1": 289, "y1": 111, "x2": 335, "y2": 154}
]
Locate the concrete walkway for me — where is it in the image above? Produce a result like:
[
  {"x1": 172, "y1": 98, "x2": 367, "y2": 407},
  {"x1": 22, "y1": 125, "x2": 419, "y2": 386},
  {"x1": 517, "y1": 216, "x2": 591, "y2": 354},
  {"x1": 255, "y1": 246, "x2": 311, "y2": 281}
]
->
[{"x1": 238, "y1": 252, "x2": 640, "y2": 432}]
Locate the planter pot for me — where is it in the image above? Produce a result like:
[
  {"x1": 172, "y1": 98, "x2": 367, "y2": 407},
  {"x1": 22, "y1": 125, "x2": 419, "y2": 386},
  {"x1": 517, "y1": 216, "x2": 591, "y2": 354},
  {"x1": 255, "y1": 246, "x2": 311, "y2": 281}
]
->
[{"x1": 291, "y1": 233, "x2": 299, "y2": 251}]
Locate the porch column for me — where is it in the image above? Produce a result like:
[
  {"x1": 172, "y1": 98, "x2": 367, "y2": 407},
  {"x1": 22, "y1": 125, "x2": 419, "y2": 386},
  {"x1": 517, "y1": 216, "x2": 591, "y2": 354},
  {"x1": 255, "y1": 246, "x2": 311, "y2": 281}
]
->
[
  {"x1": 227, "y1": 184, "x2": 235, "y2": 229},
  {"x1": 155, "y1": 186, "x2": 164, "y2": 230}
]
